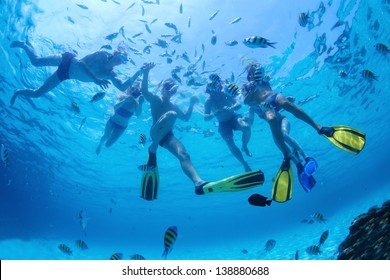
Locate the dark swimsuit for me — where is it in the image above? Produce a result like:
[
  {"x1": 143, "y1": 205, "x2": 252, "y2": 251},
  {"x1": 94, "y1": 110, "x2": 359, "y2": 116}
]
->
[
  {"x1": 57, "y1": 52, "x2": 76, "y2": 81},
  {"x1": 110, "y1": 107, "x2": 134, "y2": 130},
  {"x1": 159, "y1": 131, "x2": 174, "y2": 147}
]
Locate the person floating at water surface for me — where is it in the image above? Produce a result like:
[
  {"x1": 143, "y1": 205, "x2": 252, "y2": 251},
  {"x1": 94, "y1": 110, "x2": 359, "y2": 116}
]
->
[
  {"x1": 204, "y1": 74, "x2": 252, "y2": 172},
  {"x1": 10, "y1": 40, "x2": 140, "y2": 105}
]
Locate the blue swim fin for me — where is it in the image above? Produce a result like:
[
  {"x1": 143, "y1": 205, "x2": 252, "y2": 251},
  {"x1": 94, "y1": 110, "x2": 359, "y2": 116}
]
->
[{"x1": 297, "y1": 163, "x2": 316, "y2": 192}]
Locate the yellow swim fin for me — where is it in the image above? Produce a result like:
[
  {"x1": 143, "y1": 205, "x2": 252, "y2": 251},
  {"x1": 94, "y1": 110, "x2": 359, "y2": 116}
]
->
[
  {"x1": 140, "y1": 167, "x2": 159, "y2": 201},
  {"x1": 271, "y1": 158, "x2": 293, "y2": 203},
  {"x1": 195, "y1": 170, "x2": 264, "y2": 195},
  {"x1": 319, "y1": 125, "x2": 366, "y2": 155}
]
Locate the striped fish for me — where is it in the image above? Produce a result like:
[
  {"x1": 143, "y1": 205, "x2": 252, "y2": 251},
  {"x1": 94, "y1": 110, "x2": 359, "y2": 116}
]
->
[
  {"x1": 374, "y1": 43, "x2": 389, "y2": 54},
  {"x1": 243, "y1": 36, "x2": 276, "y2": 49},
  {"x1": 339, "y1": 70, "x2": 348, "y2": 78},
  {"x1": 71, "y1": 102, "x2": 80, "y2": 113},
  {"x1": 253, "y1": 67, "x2": 265, "y2": 82},
  {"x1": 318, "y1": 230, "x2": 329, "y2": 247},
  {"x1": 58, "y1": 244, "x2": 73, "y2": 255},
  {"x1": 295, "y1": 250, "x2": 299, "y2": 260},
  {"x1": 75, "y1": 239, "x2": 88, "y2": 250},
  {"x1": 298, "y1": 12, "x2": 310, "y2": 27},
  {"x1": 139, "y1": 133, "x2": 147, "y2": 146},
  {"x1": 130, "y1": 254, "x2": 145, "y2": 260},
  {"x1": 306, "y1": 245, "x2": 322, "y2": 255},
  {"x1": 110, "y1": 253, "x2": 123, "y2": 260},
  {"x1": 1, "y1": 144, "x2": 9, "y2": 167},
  {"x1": 311, "y1": 212, "x2": 326, "y2": 223},
  {"x1": 361, "y1": 69, "x2": 378, "y2": 81},
  {"x1": 162, "y1": 226, "x2": 178, "y2": 259},
  {"x1": 265, "y1": 239, "x2": 276, "y2": 252},
  {"x1": 209, "y1": 73, "x2": 221, "y2": 83},
  {"x1": 90, "y1": 92, "x2": 106, "y2": 103},
  {"x1": 224, "y1": 83, "x2": 240, "y2": 97}
]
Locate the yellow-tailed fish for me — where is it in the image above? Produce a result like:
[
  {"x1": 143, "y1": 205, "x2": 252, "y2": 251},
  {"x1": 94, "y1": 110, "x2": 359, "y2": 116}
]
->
[
  {"x1": 110, "y1": 253, "x2": 123, "y2": 260},
  {"x1": 90, "y1": 91, "x2": 106, "y2": 103},
  {"x1": 243, "y1": 36, "x2": 276, "y2": 49},
  {"x1": 311, "y1": 212, "x2": 326, "y2": 223},
  {"x1": 1, "y1": 144, "x2": 9, "y2": 167},
  {"x1": 71, "y1": 102, "x2": 80, "y2": 113},
  {"x1": 139, "y1": 133, "x2": 147, "y2": 146},
  {"x1": 130, "y1": 254, "x2": 145, "y2": 260},
  {"x1": 306, "y1": 245, "x2": 322, "y2": 255},
  {"x1": 361, "y1": 69, "x2": 378, "y2": 81},
  {"x1": 162, "y1": 226, "x2": 178, "y2": 259},
  {"x1": 253, "y1": 67, "x2": 265, "y2": 82},
  {"x1": 224, "y1": 83, "x2": 240, "y2": 97},
  {"x1": 58, "y1": 244, "x2": 73, "y2": 255},
  {"x1": 75, "y1": 239, "x2": 88, "y2": 250}
]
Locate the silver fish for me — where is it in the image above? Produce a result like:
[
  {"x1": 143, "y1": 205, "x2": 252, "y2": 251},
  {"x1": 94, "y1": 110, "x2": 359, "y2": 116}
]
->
[
  {"x1": 209, "y1": 10, "x2": 219, "y2": 20},
  {"x1": 141, "y1": 5, "x2": 145, "y2": 16},
  {"x1": 229, "y1": 17, "x2": 241, "y2": 24},
  {"x1": 105, "y1": 32, "x2": 119, "y2": 41},
  {"x1": 1, "y1": 144, "x2": 9, "y2": 167},
  {"x1": 211, "y1": 30, "x2": 217, "y2": 45},
  {"x1": 145, "y1": 23, "x2": 151, "y2": 33},
  {"x1": 188, "y1": 16, "x2": 191, "y2": 28},
  {"x1": 126, "y1": 2, "x2": 136, "y2": 10},
  {"x1": 225, "y1": 40, "x2": 238, "y2": 46},
  {"x1": 132, "y1": 32, "x2": 143, "y2": 38},
  {"x1": 179, "y1": 2, "x2": 183, "y2": 14}
]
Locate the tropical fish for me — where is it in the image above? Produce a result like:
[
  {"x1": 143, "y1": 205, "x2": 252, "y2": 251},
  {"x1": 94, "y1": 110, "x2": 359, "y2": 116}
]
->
[
  {"x1": 132, "y1": 32, "x2": 143, "y2": 38},
  {"x1": 145, "y1": 23, "x2": 152, "y2": 33},
  {"x1": 229, "y1": 17, "x2": 241, "y2": 24},
  {"x1": 295, "y1": 250, "x2": 299, "y2": 260},
  {"x1": 76, "y1": 3, "x2": 88, "y2": 10},
  {"x1": 181, "y1": 52, "x2": 191, "y2": 63},
  {"x1": 243, "y1": 36, "x2": 276, "y2": 49},
  {"x1": 179, "y1": 2, "x2": 183, "y2": 14},
  {"x1": 254, "y1": 67, "x2": 265, "y2": 82},
  {"x1": 298, "y1": 12, "x2": 310, "y2": 27},
  {"x1": 90, "y1": 91, "x2": 106, "y2": 103},
  {"x1": 75, "y1": 239, "x2": 88, "y2": 250},
  {"x1": 143, "y1": 45, "x2": 152, "y2": 54},
  {"x1": 171, "y1": 33, "x2": 182, "y2": 43},
  {"x1": 188, "y1": 16, "x2": 191, "y2": 28},
  {"x1": 58, "y1": 244, "x2": 73, "y2": 255},
  {"x1": 311, "y1": 212, "x2": 326, "y2": 223},
  {"x1": 224, "y1": 83, "x2": 240, "y2": 97},
  {"x1": 100, "y1": 44, "x2": 112, "y2": 50},
  {"x1": 241, "y1": 249, "x2": 248, "y2": 254},
  {"x1": 162, "y1": 226, "x2": 178, "y2": 259},
  {"x1": 130, "y1": 254, "x2": 145, "y2": 260},
  {"x1": 361, "y1": 69, "x2": 378, "y2": 80},
  {"x1": 209, "y1": 73, "x2": 221, "y2": 83},
  {"x1": 339, "y1": 70, "x2": 348, "y2": 78},
  {"x1": 111, "y1": 0, "x2": 120, "y2": 4},
  {"x1": 247, "y1": 194, "x2": 272, "y2": 207},
  {"x1": 141, "y1": 5, "x2": 145, "y2": 16},
  {"x1": 209, "y1": 10, "x2": 219, "y2": 21},
  {"x1": 306, "y1": 245, "x2": 322, "y2": 255},
  {"x1": 167, "y1": 57, "x2": 173, "y2": 64},
  {"x1": 154, "y1": 39, "x2": 169, "y2": 48},
  {"x1": 71, "y1": 102, "x2": 80, "y2": 114},
  {"x1": 1, "y1": 144, "x2": 9, "y2": 167},
  {"x1": 202, "y1": 61, "x2": 206, "y2": 71},
  {"x1": 110, "y1": 253, "x2": 123, "y2": 260},
  {"x1": 139, "y1": 133, "x2": 147, "y2": 146},
  {"x1": 165, "y1": 22, "x2": 178, "y2": 34},
  {"x1": 318, "y1": 230, "x2": 329, "y2": 247},
  {"x1": 265, "y1": 239, "x2": 276, "y2": 252},
  {"x1": 67, "y1": 16, "x2": 75, "y2": 24},
  {"x1": 79, "y1": 117, "x2": 87, "y2": 130},
  {"x1": 202, "y1": 43, "x2": 205, "y2": 53},
  {"x1": 230, "y1": 72, "x2": 235, "y2": 83},
  {"x1": 374, "y1": 43, "x2": 389, "y2": 54},
  {"x1": 225, "y1": 40, "x2": 238, "y2": 46},
  {"x1": 211, "y1": 30, "x2": 217, "y2": 45},
  {"x1": 150, "y1": 18, "x2": 158, "y2": 25}
]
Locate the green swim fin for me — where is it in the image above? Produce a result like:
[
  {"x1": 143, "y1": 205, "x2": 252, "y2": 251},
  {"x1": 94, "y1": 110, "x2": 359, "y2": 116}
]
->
[
  {"x1": 195, "y1": 170, "x2": 264, "y2": 195},
  {"x1": 319, "y1": 125, "x2": 366, "y2": 155},
  {"x1": 140, "y1": 167, "x2": 159, "y2": 200},
  {"x1": 271, "y1": 158, "x2": 293, "y2": 203}
]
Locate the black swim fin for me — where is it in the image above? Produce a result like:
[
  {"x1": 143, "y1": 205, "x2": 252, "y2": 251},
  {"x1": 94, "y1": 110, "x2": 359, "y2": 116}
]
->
[
  {"x1": 319, "y1": 125, "x2": 366, "y2": 155},
  {"x1": 271, "y1": 158, "x2": 293, "y2": 203},
  {"x1": 195, "y1": 170, "x2": 264, "y2": 195}
]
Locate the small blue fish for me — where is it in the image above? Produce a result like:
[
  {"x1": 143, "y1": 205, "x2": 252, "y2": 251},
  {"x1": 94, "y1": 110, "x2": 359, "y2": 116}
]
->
[
  {"x1": 150, "y1": 18, "x2": 158, "y2": 24},
  {"x1": 295, "y1": 250, "x2": 299, "y2": 260},
  {"x1": 209, "y1": 10, "x2": 219, "y2": 20},
  {"x1": 167, "y1": 57, "x2": 173, "y2": 64},
  {"x1": 211, "y1": 30, "x2": 217, "y2": 45},
  {"x1": 229, "y1": 17, "x2": 241, "y2": 24},
  {"x1": 265, "y1": 239, "x2": 276, "y2": 252},
  {"x1": 141, "y1": 5, "x2": 145, "y2": 16},
  {"x1": 90, "y1": 91, "x2": 106, "y2": 103},
  {"x1": 165, "y1": 22, "x2": 178, "y2": 34},
  {"x1": 145, "y1": 24, "x2": 152, "y2": 33},
  {"x1": 100, "y1": 44, "x2": 112, "y2": 50},
  {"x1": 225, "y1": 40, "x2": 238, "y2": 46},
  {"x1": 132, "y1": 32, "x2": 143, "y2": 38},
  {"x1": 105, "y1": 32, "x2": 119, "y2": 41},
  {"x1": 188, "y1": 16, "x2": 191, "y2": 28},
  {"x1": 71, "y1": 102, "x2": 80, "y2": 114},
  {"x1": 179, "y1": 2, "x2": 183, "y2": 14},
  {"x1": 58, "y1": 244, "x2": 73, "y2": 255},
  {"x1": 67, "y1": 16, "x2": 75, "y2": 24},
  {"x1": 126, "y1": 2, "x2": 136, "y2": 10},
  {"x1": 154, "y1": 39, "x2": 169, "y2": 48},
  {"x1": 243, "y1": 36, "x2": 276, "y2": 49},
  {"x1": 298, "y1": 12, "x2": 310, "y2": 27},
  {"x1": 111, "y1": 0, "x2": 120, "y2": 5},
  {"x1": 79, "y1": 117, "x2": 87, "y2": 130}
]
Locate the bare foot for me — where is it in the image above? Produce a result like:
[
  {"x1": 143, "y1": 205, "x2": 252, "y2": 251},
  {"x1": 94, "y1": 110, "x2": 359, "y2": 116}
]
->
[
  {"x1": 10, "y1": 92, "x2": 18, "y2": 106},
  {"x1": 242, "y1": 147, "x2": 252, "y2": 157}
]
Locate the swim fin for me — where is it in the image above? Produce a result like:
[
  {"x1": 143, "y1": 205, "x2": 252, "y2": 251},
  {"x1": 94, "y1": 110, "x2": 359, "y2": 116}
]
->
[
  {"x1": 271, "y1": 158, "x2": 293, "y2": 203},
  {"x1": 140, "y1": 166, "x2": 159, "y2": 200},
  {"x1": 319, "y1": 125, "x2": 366, "y2": 155},
  {"x1": 195, "y1": 170, "x2": 264, "y2": 195},
  {"x1": 297, "y1": 163, "x2": 316, "y2": 192}
]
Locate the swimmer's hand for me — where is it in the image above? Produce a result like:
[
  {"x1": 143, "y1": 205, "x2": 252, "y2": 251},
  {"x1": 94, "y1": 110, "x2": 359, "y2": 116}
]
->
[
  {"x1": 190, "y1": 96, "x2": 199, "y2": 105},
  {"x1": 141, "y1": 62, "x2": 156, "y2": 72},
  {"x1": 96, "y1": 79, "x2": 111, "y2": 89}
]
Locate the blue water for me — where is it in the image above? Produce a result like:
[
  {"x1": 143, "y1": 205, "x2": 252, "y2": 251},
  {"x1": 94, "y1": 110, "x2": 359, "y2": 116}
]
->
[{"x1": 0, "y1": 0, "x2": 389, "y2": 260}]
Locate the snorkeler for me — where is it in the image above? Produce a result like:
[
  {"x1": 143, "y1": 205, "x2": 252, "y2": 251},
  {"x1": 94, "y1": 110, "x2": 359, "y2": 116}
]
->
[
  {"x1": 10, "y1": 40, "x2": 142, "y2": 106},
  {"x1": 242, "y1": 63, "x2": 366, "y2": 203},
  {"x1": 96, "y1": 79, "x2": 144, "y2": 155},
  {"x1": 204, "y1": 74, "x2": 252, "y2": 172}
]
